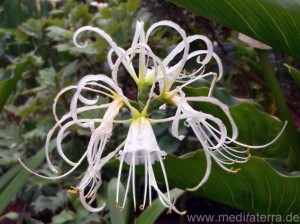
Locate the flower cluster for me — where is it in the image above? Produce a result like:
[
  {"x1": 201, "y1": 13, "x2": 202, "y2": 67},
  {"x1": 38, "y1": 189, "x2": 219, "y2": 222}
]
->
[{"x1": 20, "y1": 20, "x2": 286, "y2": 215}]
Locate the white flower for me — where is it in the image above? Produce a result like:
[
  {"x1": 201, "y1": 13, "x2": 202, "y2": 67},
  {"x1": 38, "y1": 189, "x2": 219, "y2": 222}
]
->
[
  {"x1": 115, "y1": 117, "x2": 185, "y2": 214},
  {"x1": 20, "y1": 74, "x2": 130, "y2": 212},
  {"x1": 170, "y1": 91, "x2": 287, "y2": 191},
  {"x1": 20, "y1": 20, "x2": 286, "y2": 215}
]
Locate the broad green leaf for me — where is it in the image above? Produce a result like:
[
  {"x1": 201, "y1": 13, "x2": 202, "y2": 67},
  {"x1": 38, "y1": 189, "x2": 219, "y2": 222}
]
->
[
  {"x1": 0, "y1": 61, "x2": 27, "y2": 111},
  {"x1": 230, "y1": 103, "x2": 288, "y2": 158},
  {"x1": 168, "y1": 0, "x2": 300, "y2": 59},
  {"x1": 0, "y1": 138, "x2": 56, "y2": 214},
  {"x1": 158, "y1": 135, "x2": 180, "y2": 154},
  {"x1": 0, "y1": 0, "x2": 36, "y2": 28},
  {"x1": 185, "y1": 86, "x2": 243, "y2": 107},
  {"x1": 107, "y1": 178, "x2": 126, "y2": 224},
  {"x1": 153, "y1": 151, "x2": 300, "y2": 216},
  {"x1": 285, "y1": 64, "x2": 300, "y2": 88},
  {"x1": 0, "y1": 164, "x2": 22, "y2": 192},
  {"x1": 52, "y1": 210, "x2": 76, "y2": 224},
  {"x1": 136, "y1": 189, "x2": 184, "y2": 224}
]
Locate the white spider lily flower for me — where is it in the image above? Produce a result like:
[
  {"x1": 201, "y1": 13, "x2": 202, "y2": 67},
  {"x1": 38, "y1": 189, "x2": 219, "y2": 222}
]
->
[
  {"x1": 22, "y1": 20, "x2": 196, "y2": 215},
  {"x1": 20, "y1": 19, "x2": 286, "y2": 215},
  {"x1": 19, "y1": 74, "x2": 132, "y2": 212},
  {"x1": 76, "y1": 141, "x2": 125, "y2": 212},
  {"x1": 115, "y1": 117, "x2": 186, "y2": 215},
  {"x1": 105, "y1": 21, "x2": 218, "y2": 94},
  {"x1": 171, "y1": 93, "x2": 287, "y2": 191}
]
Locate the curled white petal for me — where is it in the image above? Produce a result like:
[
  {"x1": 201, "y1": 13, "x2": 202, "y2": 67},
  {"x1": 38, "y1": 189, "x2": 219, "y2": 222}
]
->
[
  {"x1": 73, "y1": 26, "x2": 136, "y2": 78},
  {"x1": 146, "y1": 20, "x2": 189, "y2": 90}
]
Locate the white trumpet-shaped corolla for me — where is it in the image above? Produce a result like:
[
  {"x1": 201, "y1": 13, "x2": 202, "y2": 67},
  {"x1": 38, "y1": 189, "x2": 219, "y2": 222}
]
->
[{"x1": 115, "y1": 117, "x2": 185, "y2": 215}]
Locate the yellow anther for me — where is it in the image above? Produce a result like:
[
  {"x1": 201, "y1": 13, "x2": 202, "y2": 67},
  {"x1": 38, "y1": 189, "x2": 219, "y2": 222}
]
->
[
  {"x1": 246, "y1": 147, "x2": 251, "y2": 155},
  {"x1": 247, "y1": 154, "x2": 252, "y2": 160},
  {"x1": 228, "y1": 167, "x2": 234, "y2": 174},
  {"x1": 115, "y1": 202, "x2": 124, "y2": 211},
  {"x1": 183, "y1": 69, "x2": 188, "y2": 75},
  {"x1": 66, "y1": 186, "x2": 81, "y2": 195},
  {"x1": 228, "y1": 167, "x2": 241, "y2": 174},
  {"x1": 235, "y1": 168, "x2": 242, "y2": 172}
]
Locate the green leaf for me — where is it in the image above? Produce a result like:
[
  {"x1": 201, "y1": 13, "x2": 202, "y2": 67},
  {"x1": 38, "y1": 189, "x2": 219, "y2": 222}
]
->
[
  {"x1": 285, "y1": 64, "x2": 300, "y2": 88},
  {"x1": 13, "y1": 97, "x2": 43, "y2": 117},
  {"x1": 107, "y1": 178, "x2": 126, "y2": 224},
  {"x1": 52, "y1": 210, "x2": 76, "y2": 224},
  {"x1": 0, "y1": 60, "x2": 27, "y2": 111},
  {"x1": 0, "y1": 123, "x2": 23, "y2": 149},
  {"x1": 0, "y1": 212, "x2": 19, "y2": 222},
  {"x1": 24, "y1": 218, "x2": 45, "y2": 224},
  {"x1": 0, "y1": 164, "x2": 22, "y2": 192},
  {"x1": 46, "y1": 26, "x2": 73, "y2": 41},
  {"x1": 0, "y1": 138, "x2": 56, "y2": 213},
  {"x1": 154, "y1": 151, "x2": 300, "y2": 216},
  {"x1": 37, "y1": 67, "x2": 56, "y2": 86},
  {"x1": 158, "y1": 135, "x2": 181, "y2": 154},
  {"x1": 230, "y1": 103, "x2": 288, "y2": 158},
  {"x1": 136, "y1": 189, "x2": 184, "y2": 224},
  {"x1": 67, "y1": 194, "x2": 100, "y2": 224},
  {"x1": 32, "y1": 192, "x2": 67, "y2": 213},
  {"x1": 185, "y1": 85, "x2": 243, "y2": 106},
  {"x1": 168, "y1": 0, "x2": 300, "y2": 59},
  {"x1": 0, "y1": 150, "x2": 22, "y2": 165},
  {"x1": 17, "y1": 18, "x2": 46, "y2": 40},
  {"x1": 0, "y1": 0, "x2": 36, "y2": 28},
  {"x1": 61, "y1": 60, "x2": 80, "y2": 83},
  {"x1": 120, "y1": 0, "x2": 140, "y2": 12}
]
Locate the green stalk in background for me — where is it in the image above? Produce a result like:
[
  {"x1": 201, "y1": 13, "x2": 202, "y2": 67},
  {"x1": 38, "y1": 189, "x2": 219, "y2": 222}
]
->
[{"x1": 256, "y1": 49, "x2": 300, "y2": 170}]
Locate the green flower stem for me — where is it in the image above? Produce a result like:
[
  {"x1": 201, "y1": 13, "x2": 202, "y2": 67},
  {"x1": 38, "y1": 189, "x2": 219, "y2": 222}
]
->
[
  {"x1": 138, "y1": 83, "x2": 150, "y2": 106},
  {"x1": 256, "y1": 49, "x2": 300, "y2": 170}
]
